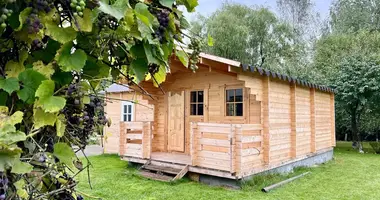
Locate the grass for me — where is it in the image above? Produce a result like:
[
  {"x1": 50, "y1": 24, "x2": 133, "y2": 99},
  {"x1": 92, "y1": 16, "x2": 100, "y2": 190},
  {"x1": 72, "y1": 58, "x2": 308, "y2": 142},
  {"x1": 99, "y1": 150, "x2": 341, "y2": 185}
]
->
[{"x1": 77, "y1": 142, "x2": 380, "y2": 200}]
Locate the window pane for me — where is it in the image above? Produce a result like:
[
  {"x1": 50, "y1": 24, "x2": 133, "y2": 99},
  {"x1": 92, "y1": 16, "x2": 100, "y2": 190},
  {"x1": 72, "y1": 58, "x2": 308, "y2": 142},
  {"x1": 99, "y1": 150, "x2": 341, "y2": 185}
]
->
[
  {"x1": 128, "y1": 105, "x2": 132, "y2": 114},
  {"x1": 198, "y1": 91, "x2": 204, "y2": 103},
  {"x1": 235, "y1": 89, "x2": 243, "y2": 102},
  {"x1": 128, "y1": 114, "x2": 132, "y2": 122},
  {"x1": 190, "y1": 104, "x2": 197, "y2": 115},
  {"x1": 198, "y1": 104, "x2": 204, "y2": 115},
  {"x1": 236, "y1": 103, "x2": 243, "y2": 116},
  {"x1": 226, "y1": 90, "x2": 234, "y2": 102},
  {"x1": 123, "y1": 115, "x2": 127, "y2": 122},
  {"x1": 191, "y1": 91, "x2": 197, "y2": 103},
  {"x1": 226, "y1": 103, "x2": 234, "y2": 116},
  {"x1": 123, "y1": 105, "x2": 127, "y2": 113}
]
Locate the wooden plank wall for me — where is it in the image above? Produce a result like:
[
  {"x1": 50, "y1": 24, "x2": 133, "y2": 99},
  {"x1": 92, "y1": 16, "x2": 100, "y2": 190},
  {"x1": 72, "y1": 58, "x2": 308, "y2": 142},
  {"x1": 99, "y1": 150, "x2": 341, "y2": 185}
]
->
[
  {"x1": 119, "y1": 122, "x2": 152, "y2": 158},
  {"x1": 239, "y1": 124, "x2": 263, "y2": 174},
  {"x1": 315, "y1": 92, "x2": 332, "y2": 150},
  {"x1": 296, "y1": 86, "x2": 312, "y2": 157},
  {"x1": 238, "y1": 72, "x2": 335, "y2": 171},
  {"x1": 103, "y1": 92, "x2": 154, "y2": 154},
  {"x1": 268, "y1": 80, "x2": 292, "y2": 164}
]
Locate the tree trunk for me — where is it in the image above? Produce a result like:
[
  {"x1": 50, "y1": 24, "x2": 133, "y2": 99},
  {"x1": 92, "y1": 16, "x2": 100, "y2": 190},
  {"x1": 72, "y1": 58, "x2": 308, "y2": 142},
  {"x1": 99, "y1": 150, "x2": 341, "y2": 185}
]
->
[{"x1": 351, "y1": 108, "x2": 363, "y2": 152}]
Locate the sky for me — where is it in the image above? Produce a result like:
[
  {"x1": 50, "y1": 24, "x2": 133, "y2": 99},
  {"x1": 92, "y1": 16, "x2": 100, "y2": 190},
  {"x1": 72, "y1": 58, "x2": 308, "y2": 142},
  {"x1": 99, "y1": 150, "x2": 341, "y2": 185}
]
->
[{"x1": 184, "y1": 0, "x2": 333, "y2": 21}]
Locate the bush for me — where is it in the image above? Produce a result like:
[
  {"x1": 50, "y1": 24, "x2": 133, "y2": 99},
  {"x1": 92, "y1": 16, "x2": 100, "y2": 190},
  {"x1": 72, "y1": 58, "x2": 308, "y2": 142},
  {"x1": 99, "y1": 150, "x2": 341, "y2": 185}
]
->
[{"x1": 369, "y1": 142, "x2": 380, "y2": 154}]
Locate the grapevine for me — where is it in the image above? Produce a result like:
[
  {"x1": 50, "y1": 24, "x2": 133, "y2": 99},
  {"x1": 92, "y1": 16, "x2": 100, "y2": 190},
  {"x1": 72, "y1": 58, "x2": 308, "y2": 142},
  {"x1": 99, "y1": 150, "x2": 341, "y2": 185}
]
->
[{"x1": 0, "y1": 0, "x2": 201, "y2": 199}]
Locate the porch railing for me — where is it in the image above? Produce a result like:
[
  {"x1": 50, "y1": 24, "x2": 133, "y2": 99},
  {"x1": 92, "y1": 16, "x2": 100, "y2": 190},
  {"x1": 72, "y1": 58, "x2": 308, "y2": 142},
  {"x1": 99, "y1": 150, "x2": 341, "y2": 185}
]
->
[
  {"x1": 190, "y1": 122, "x2": 263, "y2": 174},
  {"x1": 119, "y1": 122, "x2": 152, "y2": 159}
]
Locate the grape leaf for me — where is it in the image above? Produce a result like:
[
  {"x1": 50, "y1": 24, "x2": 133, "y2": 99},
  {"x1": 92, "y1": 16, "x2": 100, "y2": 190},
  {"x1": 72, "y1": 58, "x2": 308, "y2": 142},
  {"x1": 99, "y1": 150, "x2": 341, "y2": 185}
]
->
[
  {"x1": 159, "y1": 0, "x2": 175, "y2": 8},
  {"x1": 17, "y1": 69, "x2": 47, "y2": 104},
  {"x1": 73, "y1": 9, "x2": 93, "y2": 32},
  {"x1": 0, "y1": 77, "x2": 20, "y2": 94},
  {"x1": 134, "y1": 3, "x2": 157, "y2": 32},
  {"x1": 131, "y1": 58, "x2": 148, "y2": 83},
  {"x1": 11, "y1": 159, "x2": 33, "y2": 174},
  {"x1": 0, "y1": 131, "x2": 26, "y2": 144},
  {"x1": 56, "y1": 42, "x2": 88, "y2": 72},
  {"x1": 143, "y1": 42, "x2": 161, "y2": 65},
  {"x1": 151, "y1": 65, "x2": 166, "y2": 87},
  {"x1": 14, "y1": 180, "x2": 28, "y2": 199},
  {"x1": 98, "y1": 0, "x2": 130, "y2": 21},
  {"x1": 33, "y1": 108, "x2": 57, "y2": 129},
  {"x1": 8, "y1": 111, "x2": 24, "y2": 126},
  {"x1": 35, "y1": 80, "x2": 66, "y2": 113},
  {"x1": 0, "y1": 148, "x2": 22, "y2": 171},
  {"x1": 45, "y1": 21, "x2": 77, "y2": 44},
  {"x1": 14, "y1": 8, "x2": 32, "y2": 31},
  {"x1": 33, "y1": 61, "x2": 54, "y2": 79},
  {"x1": 176, "y1": 50, "x2": 189, "y2": 67},
  {"x1": 5, "y1": 61, "x2": 25, "y2": 78},
  {"x1": 56, "y1": 114, "x2": 66, "y2": 137},
  {"x1": 53, "y1": 143, "x2": 75, "y2": 168},
  {"x1": 179, "y1": 0, "x2": 199, "y2": 12}
]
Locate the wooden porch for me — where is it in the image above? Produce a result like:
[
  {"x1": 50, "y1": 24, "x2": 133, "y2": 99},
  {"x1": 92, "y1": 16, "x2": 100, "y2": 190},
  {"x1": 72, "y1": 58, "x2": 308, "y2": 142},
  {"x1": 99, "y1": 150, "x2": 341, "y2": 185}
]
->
[{"x1": 119, "y1": 121, "x2": 264, "y2": 180}]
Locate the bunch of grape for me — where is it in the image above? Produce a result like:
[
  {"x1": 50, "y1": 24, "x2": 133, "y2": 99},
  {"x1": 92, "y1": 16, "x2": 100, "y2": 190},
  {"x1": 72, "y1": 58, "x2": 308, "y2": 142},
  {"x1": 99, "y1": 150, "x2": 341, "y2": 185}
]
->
[
  {"x1": 188, "y1": 37, "x2": 201, "y2": 71},
  {"x1": 97, "y1": 12, "x2": 119, "y2": 30},
  {"x1": 0, "y1": 7, "x2": 13, "y2": 28},
  {"x1": 28, "y1": 0, "x2": 55, "y2": 13},
  {"x1": 86, "y1": 0, "x2": 99, "y2": 9},
  {"x1": 31, "y1": 39, "x2": 43, "y2": 50},
  {"x1": 0, "y1": 173, "x2": 8, "y2": 200},
  {"x1": 148, "y1": 63, "x2": 159, "y2": 75},
  {"x1": 152, "y1": 9, "x2": 170, "y2": 43},
  {"x1": 70, "y1": 0, "x2": 86, "y2": 17},
  {"x1": 26, "y1": 13, "x2": 43, "y2": 34}
]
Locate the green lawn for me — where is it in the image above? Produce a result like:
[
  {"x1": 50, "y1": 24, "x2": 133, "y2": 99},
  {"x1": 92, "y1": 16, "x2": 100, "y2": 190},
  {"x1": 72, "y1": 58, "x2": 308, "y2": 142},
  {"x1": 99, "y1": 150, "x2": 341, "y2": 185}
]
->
[{"x1": 77, "y1": 142, "x2": 380, "y2": 200}]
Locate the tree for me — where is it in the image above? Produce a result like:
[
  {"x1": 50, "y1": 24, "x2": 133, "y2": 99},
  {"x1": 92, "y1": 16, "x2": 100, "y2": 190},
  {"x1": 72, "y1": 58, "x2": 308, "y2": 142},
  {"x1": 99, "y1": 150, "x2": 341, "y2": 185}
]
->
[
  {"x1": 330, "y1": 0, "x2": 380, "y2": 33},
  {"x1": 191, "y1": 3, "x2": 301, "y2": 74},
  {"x1": 0, "y1": 0, "x2": 199, "y2": 199},
  {"x1": 334, "y1": 54, "x2": 380, "y2": 151}
]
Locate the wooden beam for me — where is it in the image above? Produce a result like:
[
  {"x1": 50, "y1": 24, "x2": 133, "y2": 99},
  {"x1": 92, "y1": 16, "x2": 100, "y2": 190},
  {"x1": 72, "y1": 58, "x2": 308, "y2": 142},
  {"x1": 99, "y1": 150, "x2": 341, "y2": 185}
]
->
[
  {"x1": 119, "y1": 122, "x2": 126, "y2": 156},
  {"x1": 310, "y1": 88, "x2": 316, "y2": 153},
  {"x1": 290, "y1": 83, "x2": 297, "y2": 159},
  {"x1": 262, "y1": 77, "x2": 270, "y2": 165},
  {"x1": 330, "y1": 93, "x2": 336, "y2": 147},
  {"x1": 190, "y1": 122, "x2": 198, "y2": 166}
]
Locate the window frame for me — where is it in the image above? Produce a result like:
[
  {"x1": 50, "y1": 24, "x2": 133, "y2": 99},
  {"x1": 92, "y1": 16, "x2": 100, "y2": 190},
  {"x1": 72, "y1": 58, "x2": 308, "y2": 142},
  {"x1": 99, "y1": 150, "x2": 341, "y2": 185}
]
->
[
  {"x1": 225, "y1": 88, "x2": 244, "y2": 117},
  {"x1": 121, "y1": 101, "x2": 134, "y2": 122},
  {"x1": 190, "y1": 90, "x2": 204, "y2": 116}
]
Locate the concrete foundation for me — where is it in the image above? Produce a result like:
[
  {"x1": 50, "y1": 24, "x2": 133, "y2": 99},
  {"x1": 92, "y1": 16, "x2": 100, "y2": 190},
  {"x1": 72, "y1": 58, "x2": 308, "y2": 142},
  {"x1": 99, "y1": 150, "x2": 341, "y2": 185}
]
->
[{"x1": 198, "y1": 149, "x2": 334, "y2": 188}]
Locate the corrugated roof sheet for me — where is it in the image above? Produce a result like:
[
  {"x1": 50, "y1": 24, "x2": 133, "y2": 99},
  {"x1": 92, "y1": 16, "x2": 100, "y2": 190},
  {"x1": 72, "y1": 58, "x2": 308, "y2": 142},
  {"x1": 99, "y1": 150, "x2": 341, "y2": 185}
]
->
[{"x1": 240, "y1": 64, "x2": 334, "y2": 93}]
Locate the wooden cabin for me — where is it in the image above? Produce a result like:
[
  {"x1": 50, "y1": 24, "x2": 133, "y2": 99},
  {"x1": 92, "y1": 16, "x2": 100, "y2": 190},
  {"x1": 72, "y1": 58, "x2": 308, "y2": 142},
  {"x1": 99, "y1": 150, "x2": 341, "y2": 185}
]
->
[
  {"x1": 103, "y1": 84, "x2": 154, "y2": 154},
  {"x1": 107, "y1": 53, "x2": 336, "y2": 184}
]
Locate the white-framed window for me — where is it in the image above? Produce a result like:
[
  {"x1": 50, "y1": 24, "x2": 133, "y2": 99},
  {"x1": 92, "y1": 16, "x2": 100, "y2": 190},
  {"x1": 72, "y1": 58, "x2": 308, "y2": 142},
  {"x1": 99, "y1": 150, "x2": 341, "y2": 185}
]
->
[{"x1": 121, "y1": 101, "x2": 134, "y2": 122}]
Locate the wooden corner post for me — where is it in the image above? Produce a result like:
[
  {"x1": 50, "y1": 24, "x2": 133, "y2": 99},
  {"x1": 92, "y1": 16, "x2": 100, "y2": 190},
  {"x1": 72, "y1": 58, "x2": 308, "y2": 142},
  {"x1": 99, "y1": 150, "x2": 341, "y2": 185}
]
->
[
  {"x1": 330, "y1": 93, "x2": 336, "y2": 147},
  {"x1": 310, "y1": 88, "x2": 316, "y2": 153},
  {"x1": 262, "y1": 77, "x2": 270, "y2": 165},
  {"x1": 290, "y1": 82, "x2": 297, "y2": 159},
  {"x1": 190, "y1": 122, "x2": 198, "y2": 166},
  {"x1": 119, "y1": 122, "x2": 126, "y2": 156}
]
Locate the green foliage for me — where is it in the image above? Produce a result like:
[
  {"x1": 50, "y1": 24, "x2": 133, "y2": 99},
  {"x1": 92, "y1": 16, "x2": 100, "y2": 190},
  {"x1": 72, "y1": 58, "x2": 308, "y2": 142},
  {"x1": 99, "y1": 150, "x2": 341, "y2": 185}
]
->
[
  {"x1": 369, "y1": 142, "x2": 380, "y2": 154},
  {"x1": 0, "y1": 0, "x2": 200, "y2": 199},
  {"x1": 190, "y1": 3, "x2": 303, "y2": 75}
]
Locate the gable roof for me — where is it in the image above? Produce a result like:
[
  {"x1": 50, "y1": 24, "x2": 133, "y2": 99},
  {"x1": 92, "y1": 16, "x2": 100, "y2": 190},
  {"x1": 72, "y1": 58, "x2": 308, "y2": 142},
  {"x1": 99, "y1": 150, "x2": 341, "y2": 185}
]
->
[
  {"x1": 105, "y1": 83, "x2": 130, "y2": 93},
  {"x1": 193, "y1": 51, "x2": 334, "y2": 93}
]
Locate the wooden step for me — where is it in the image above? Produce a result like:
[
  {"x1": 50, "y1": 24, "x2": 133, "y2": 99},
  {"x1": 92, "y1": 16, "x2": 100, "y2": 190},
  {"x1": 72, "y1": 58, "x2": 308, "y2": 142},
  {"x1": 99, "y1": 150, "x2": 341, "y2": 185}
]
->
[
  {"x1": 139, "y1": 162, "x2": 190, "y2": 182},
  {"x1": 143, "y1": 164, "x2": 182, "y2": 175},
  {"x1": 140, "y1": 170, "x2": 173, "y2": 182}
]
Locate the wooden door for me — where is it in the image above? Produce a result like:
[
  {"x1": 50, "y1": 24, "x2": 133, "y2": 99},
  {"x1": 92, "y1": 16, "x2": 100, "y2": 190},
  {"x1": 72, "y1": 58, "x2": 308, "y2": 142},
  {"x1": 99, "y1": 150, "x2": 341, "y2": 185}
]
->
[{"x1": 167, "y1": 91, "x2": 185, "y2": 152}]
